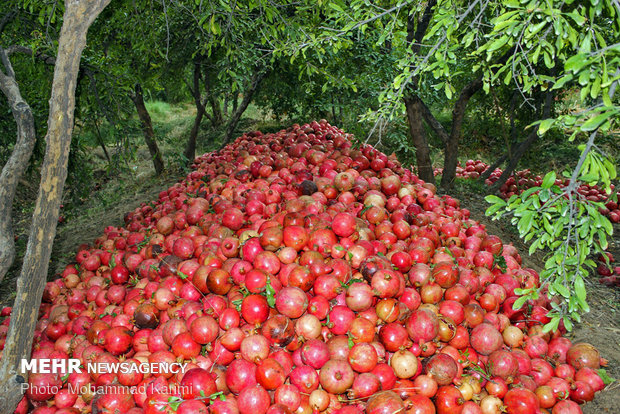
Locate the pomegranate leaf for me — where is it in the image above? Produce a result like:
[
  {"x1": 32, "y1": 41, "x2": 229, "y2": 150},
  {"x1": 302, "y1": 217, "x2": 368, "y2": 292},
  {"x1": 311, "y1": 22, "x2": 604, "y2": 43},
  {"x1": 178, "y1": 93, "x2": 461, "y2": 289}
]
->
[
  {"x1": 339, "y1": 278, "x2": 363, "y2": 288},
  {"x1": 493, "y1": 254, "x2": 507, "y2": 273},
  {"x1": 264, "y1": 276, "x2": 276, "y2": 308},
  {"x1": 167, "y1": 396, "x2": 182, "y2": 411},
  {"x1": 597, "y1": 369, "x2": 615, "y2": 385}
]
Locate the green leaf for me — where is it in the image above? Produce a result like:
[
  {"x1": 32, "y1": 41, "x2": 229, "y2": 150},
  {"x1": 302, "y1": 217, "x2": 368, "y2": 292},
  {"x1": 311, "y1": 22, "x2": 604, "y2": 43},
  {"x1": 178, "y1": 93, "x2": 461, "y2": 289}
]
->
[
  {"x1": 512, "y1": 295, "x2": 529, "y2": 311},
  {"x1": 565, "y1": 54, "x2": 588, "y2": 73},
  {"x1": 574, "y1": 275, "x2": 587, "y2": 304},
  {"x1": 537, "y1": 118, "x2": 554, "y2": 135},
  {"x1": 555, "y1": 283, "x2": 571, "y2": 298},
  {"x1": 566, "y1": 10, "x2": 586, "y2": 25},
  {"x1": 264, "y1": 277, "x2": 276, "y2": 308},
  {"x1": 597, "y1": 369, "x2": 616, "y2": 385},
  {"x1": 582, "y1": 111, "x2": 613, "y2": 131},
  {"x1": 517, "y1": 212, "x2": 534, "y2": 235},
  {"x1": 167, "y1": 396, "x2": 182, "y2": 411},
  {"x1": 521, "y1": 187, "x2": 540, "y2": 200},
  {"x1": 542, "y1": 317, "x2": 560, "y2": 334},
  {"x1": 486, "y1": 203, "x2": 505, "y2": 216},
  {"x1": 590, "y1": 76, "x2": 601, "y2": 99},
  {"x1": 541, "y1": 172, "x2": 556, "y2": 189},
  {"x1": 487, "y1": 35, "x2": 509, "y2": 53},
  {"x1": 485, "y1": 195, "x2": 506, "y2": 205}
]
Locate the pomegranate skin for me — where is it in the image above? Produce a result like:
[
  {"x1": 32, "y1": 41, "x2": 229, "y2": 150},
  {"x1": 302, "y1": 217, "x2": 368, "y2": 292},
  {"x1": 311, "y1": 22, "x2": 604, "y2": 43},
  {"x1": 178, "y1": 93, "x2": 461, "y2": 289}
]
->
[
  {"x1": 469, "y1": 323, "x2": 503, "y2": 356},
  {"x1": 503, "y1": 388, "x2": 540, "y2": 414}
]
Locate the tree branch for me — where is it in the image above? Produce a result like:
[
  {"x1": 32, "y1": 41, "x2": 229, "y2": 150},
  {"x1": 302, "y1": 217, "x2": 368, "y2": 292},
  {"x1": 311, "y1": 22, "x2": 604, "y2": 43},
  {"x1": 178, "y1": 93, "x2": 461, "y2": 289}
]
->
[
  {"x1": 0, "y1": 46, "x2": 15, "y2": 79},
  {"x1": 414, "y1": 95, "x2": 449, "y2": 143},
  {"x1": 84, "y1": 70, "x2": 116, "y2": 128},
  {"x1": 6, "y1": 45, "x2": 57, "y2": 66},
  {"x1": 409, "y1": 0, "x2": 437, "y2": 51},
  {"x1": 0, "y1": 11, "x2": 16, "y2": 34},
  {"x1": 0, "y1": 45, "x2": 36, "y2": 282},
  {"x1": 221, "y1": 67, "x2": 269, "y2": 146},
  {"x1": 566, "y1": 68, "x2": 620, "y2": 192}
]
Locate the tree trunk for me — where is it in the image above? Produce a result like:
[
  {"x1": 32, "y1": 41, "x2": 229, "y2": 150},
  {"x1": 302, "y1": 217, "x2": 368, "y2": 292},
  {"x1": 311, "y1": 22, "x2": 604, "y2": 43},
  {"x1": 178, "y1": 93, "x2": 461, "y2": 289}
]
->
[
  {"x1": 232, "y1": 92, "x2": 239, "y2": 114},
  {"x1": 402, "y1": 0, "x2": 437, "y2": 185},
  {"x1": 404, "y1": 95, "x2": 435, "y2": 184},
  {"x1": 440, "y1": 78, "x2": 483, "y2": 190},
  {"x1": 202, "y1": 63, "x2": 222, "y2": 126},
  {"x1": 222, "y1": 69, "x2": 268, "y2": 146},
  {"x1": 223, "y1": 93, "x2": 230, "y2": 118},
  {"x1": 211, "y1": 96, "x2": 223, "y2": 126},
  {"x1": 185, "y1": 105, "x2": 206, "y2": 161},
  {"x1": 130, "y1": 83, "x2": 164, "y2": 175},
  {"x1": 480, "y1": 153, "x2": 507, "y2": 181},
  {"x1": 184, "y1": 62, "x2": 208, "y2": 162},
  {"x1": 331, "y1": 94, "x2": 337, "y2": 123},
  {"x1": 0, "y1": 48, "x2": 37, "y2": 282},
  {"x1": 92, "y1": 116, "x2": 111, "y2": 162},
  {"x1": 0, "y1": 1, "x2": 110, "y2": 412},
  {"x1": 490, "y1": 87, "x2": 555, "y2": 192},
  {"x1": 489, "y1": 129, "x2": 539, "y2": 192}
]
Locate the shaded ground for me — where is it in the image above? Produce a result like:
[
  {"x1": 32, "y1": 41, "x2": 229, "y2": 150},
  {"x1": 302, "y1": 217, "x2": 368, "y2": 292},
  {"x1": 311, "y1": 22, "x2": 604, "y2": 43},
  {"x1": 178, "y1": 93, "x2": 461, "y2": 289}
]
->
[
  {"x1": 0, "y1": 168, "x2": 180, "y2": 308},
  {"x1": 452, "y1": 186, "x2": 620, "y2": 413}
]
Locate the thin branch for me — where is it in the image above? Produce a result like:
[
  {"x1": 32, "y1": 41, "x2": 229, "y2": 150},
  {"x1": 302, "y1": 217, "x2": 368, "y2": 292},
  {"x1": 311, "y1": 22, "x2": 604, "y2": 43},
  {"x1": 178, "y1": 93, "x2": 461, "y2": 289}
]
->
[
  {"x1": 294, "y1": 1, "x2": 414, "y2": 51},
  {"x1": 44, "y1": 0, "x2": 58, "y2": 42},
  {"x1": 0, "y1": 11, "x2": 17, "y2": 34},
  {"x1": 566, "y1": 68, "x2": 620, "y2": 192},
  {"x1": 161, "y1": 0, "x2": 170, "y2": 61},
  {"x1": 5, "y1": 45, "x2": 56, "y2": 66}
]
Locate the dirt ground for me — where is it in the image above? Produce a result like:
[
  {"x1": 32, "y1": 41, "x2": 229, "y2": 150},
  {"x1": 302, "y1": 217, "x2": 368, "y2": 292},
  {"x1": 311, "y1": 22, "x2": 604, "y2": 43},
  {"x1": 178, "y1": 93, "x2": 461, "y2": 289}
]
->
[
  {"x1": 1, "y1": 169, "x2": 618, "y2": 412},
  {"x1": 0, "y1": 171, "x2": 180, "y2": 307}
]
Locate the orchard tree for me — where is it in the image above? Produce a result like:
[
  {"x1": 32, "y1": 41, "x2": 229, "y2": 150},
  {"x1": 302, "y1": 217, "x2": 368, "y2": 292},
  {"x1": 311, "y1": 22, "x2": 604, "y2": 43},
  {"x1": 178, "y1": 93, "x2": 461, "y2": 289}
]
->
[
  {"x1": 0, "y1": 1, "x2": 110, "y2": 412},
  {"x1": 279, "y1": 1, "x2": 511, "y2": 188},
  {"x1": 282, "y1": 0, "x2": 618, "y2": 330},
  {"x1": 81, "y1": 0, "x2": 168, "y2": 175},
  {"x1": 158, "y1": 0, "x2": 288, "y2": 159},
  {"x1": 0, "y1": 44, "x2": 36, "y2": 282}
]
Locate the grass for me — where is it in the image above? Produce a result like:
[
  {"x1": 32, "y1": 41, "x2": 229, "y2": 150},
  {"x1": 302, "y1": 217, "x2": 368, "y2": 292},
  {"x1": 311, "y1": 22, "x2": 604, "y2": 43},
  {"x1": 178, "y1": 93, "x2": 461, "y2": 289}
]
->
[
  {"x1": 452, "y1": 176, "x2": 488, "y2": 194},
  {"x1": 144, "y1": 100, "x2": 176, "y2": 119}
]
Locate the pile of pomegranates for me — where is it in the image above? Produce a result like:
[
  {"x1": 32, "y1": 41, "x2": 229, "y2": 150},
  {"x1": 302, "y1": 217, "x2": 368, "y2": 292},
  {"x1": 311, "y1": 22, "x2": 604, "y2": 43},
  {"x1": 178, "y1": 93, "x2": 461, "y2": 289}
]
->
[
  {"x1": 597, "y1": 252, "x2": 620, "y2": 286},
  {"x1": 435, "y1": 160, "x2": 619, "y2": 223},
  {"x1": 2, "y1": 121, "x2": 611, "y2": 414}
]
